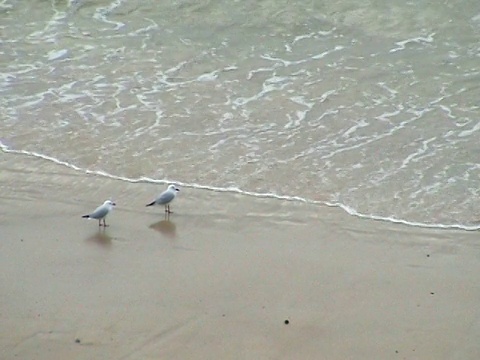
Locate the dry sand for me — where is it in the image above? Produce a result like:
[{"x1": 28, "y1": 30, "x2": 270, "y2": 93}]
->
[{"x1": 2, "y1": 153, "x2": 480, "y2": 359}]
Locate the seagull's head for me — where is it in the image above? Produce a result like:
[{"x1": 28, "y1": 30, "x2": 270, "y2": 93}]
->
[
  {"x1": 104, "y1": 200, "x2": 116, "y2": 206},
  {"x1": 168, "y1": 184, "x2": 180, "y2": 192}
]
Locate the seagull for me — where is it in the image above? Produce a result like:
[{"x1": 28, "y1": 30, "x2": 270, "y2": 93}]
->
[
  {"x1": 146, "y1": 184, "x2": 180, "y2": 213},
  {"x1": 82, "y1": 200, "x2": 116, "y2": 227}
]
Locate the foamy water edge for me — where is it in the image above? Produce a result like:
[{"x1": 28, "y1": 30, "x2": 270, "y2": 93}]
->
[{"x1": 1, "y1": 141, "x2": 478, "y2": 232}]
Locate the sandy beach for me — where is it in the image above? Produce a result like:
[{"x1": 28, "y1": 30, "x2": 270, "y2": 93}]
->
[{"x1": 2, "y1": 153, "x2": 480, "y2": 360}]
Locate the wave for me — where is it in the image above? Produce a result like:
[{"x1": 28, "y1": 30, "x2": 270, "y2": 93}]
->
[{"x1": 1, "y1": 140, "x2": 479, "y2": 232}]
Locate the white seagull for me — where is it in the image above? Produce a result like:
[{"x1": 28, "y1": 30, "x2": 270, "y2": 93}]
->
[
  {"x1": 82, "y1": 200, "x2": 116, "y2": 227},
  {"x1": 146, "y1": 184, "x2": 180, "y2": 213}
]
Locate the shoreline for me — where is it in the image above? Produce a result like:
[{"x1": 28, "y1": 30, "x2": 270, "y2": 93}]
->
[
  {"x1": 2, "y1": 153, "x2": 480, "y2": 359},
  {"x1": 2, "y1": 146, "x2": 478, "y2": 231}
]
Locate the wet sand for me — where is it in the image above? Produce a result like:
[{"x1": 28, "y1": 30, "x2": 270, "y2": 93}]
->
[{"x1": 2, "y1": 153, "x2": 480, "y2": 360}]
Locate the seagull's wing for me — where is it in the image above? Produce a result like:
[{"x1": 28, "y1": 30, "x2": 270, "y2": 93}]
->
[
  {"x1": 89, "y1": 204, "x2": 109, "y2": 219},
  {"x1": 156, "y1": 190, "x2": 175, "y2": 205}
]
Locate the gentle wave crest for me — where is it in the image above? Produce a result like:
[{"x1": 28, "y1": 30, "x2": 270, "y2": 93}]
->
[{"x1": 2, "y1": 141, "x2": 478, "y2": 232}]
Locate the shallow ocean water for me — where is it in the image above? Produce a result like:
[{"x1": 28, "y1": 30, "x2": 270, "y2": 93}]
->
[{"x1": 2, "y1": 0, "x2": 480, "y2": 228}]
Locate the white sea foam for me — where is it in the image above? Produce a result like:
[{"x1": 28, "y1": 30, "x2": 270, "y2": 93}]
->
[
  {"x1": 197, "y1": 71, "x2": 219, "y2": 82},
  {"x1": 47, "y1": 49, "x2": 69, "y2": 61},
  {"x1": 93, "y1": 0, "x2": 126, "y2": 30},
  {"x1": 389, "y1": 33, "x2": 436, "y2": 53},
  {"x1": 458, "y1": 121, "x2": 480, "y2": 138},
  {"x1": 1, "y1": 140, "x2": 478, "y2": 232},
  {"x1": 261, "y1": 46, "x2": 344, "y2": 67}
]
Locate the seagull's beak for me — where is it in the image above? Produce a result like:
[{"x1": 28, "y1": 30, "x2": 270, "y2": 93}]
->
[
  {"x1": 112, "y1": 202, "x2": 116, "y2": 206},
  {"x1": 175, "y1": 188, "x2": 180, "y2": 192}
]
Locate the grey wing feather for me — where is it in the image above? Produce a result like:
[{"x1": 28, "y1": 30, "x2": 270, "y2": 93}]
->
[
  {"x1": 89, "y1": 204, "x2": 109, "y2": 219},
  {"x1": 156, "y1": 191, "x2": 175, "y2": 205}
]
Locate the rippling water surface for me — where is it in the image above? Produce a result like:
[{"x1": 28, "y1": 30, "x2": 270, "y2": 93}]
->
[{"x1": 2, "y1": 0, "x2": 480, "y2": 228}]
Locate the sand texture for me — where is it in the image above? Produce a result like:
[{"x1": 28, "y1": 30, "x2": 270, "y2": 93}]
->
[{"x1": 2, "y1": 154, "x2": 480, "y2": 359}]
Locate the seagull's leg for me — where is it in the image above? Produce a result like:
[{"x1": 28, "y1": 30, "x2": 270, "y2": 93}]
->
[
  {"x1": 103, "y1": 218, "x2": 109, "y2": 227},
  {"x1": 98, "y1": 219, "x2": 102, "y2": 226}
]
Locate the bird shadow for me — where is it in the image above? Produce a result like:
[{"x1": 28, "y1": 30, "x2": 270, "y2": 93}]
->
[
  {"x1": 85, "y1": 229, "x2": 113, "y2": 248},
  {"x1": 149, "y1": 215, "x2": 177, "y2": 239}
]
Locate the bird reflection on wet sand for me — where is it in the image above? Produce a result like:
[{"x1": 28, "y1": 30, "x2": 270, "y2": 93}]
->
[
  {"x1": 149, "y1": 216, "x2": 176, "y2": 238},
  {"x1": 86, "y1": 229, "x2": 113, "y2": 248}
]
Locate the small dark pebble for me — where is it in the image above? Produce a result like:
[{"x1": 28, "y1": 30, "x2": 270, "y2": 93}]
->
[
  {"x1": 430, "y1": 292, "x2": 435, "y2": 295},
  {"x1": 284, "y1": 320, "x2": 289, "y2": 325},
  {"x1": 426, "y1": 254, "x2": 430, "y2": 257},
  {"x1": 222, "y1": 314, "x2": 225, "y2": 317},
  {"x1": 395, "y1": 350, "x2": 399, "y2": 353},
  {"x1": 75, "y1": 339, "x2": 81, "y2": 344}
]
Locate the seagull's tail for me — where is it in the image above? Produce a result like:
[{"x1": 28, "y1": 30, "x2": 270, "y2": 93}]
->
[
  {"x1": 145, "y1": 201, "x2": 155, "y2": 207},
  {"x1": 82, "y1": 215, "x2": 90, "y2": 218}
]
